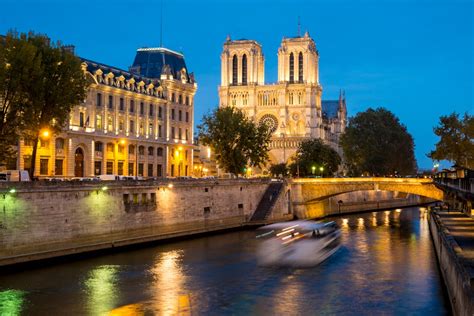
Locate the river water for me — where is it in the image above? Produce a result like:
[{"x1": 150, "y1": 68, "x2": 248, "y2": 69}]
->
[{"x1": 0, "y1": 206, "x2": 450, "y2": 315}]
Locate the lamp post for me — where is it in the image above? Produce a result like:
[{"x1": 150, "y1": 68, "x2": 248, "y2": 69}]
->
[
  {"x1": 320, "y1": 166, "x2": 324, "y2": 178},
  {"x1": 312, "y1": 166, "x2": 316, "y2": 175}
]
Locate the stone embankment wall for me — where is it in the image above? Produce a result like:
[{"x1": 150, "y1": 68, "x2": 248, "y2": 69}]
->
[
  {"x1": 0, "y1": 179, "x2": 290, "y2": 266},
  {"x1": 429, "y1": 212, "x2": 474, "y2": 315}
]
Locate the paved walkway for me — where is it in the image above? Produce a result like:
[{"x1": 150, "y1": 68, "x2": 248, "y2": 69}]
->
[{"x1": 435, "y1": 211, "x2": 474, "y2": 274}]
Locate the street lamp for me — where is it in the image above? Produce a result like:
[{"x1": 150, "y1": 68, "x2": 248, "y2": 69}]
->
[
  {"x1": 319, "y1": 166, "x2": 324, "y2": 178},
  {"x1": 312, "y1": 166, "x2": 316, "y2": 175},
  {"x1": 40, "y1": 128, "x2": 50, "y2": 139}
]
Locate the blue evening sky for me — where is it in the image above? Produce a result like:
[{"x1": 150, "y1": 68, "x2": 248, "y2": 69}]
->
[{"x1": 1, "y1": 0, "x2": 472, "y2": 169}]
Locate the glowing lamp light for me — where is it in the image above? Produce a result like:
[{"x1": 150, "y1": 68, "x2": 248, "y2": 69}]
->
[
  {"x1": 168, "y1": 183, "x2": 174, "y2": 189},
  {"x1": 101, "y1": 186, "x2": 108, "y2": 191},
  {"x1": 9, "y1": 188, "x2": 16, "y2": 194},
  {"x1": 40, "y1": 129, "x2": 50, "y2": 138},
  {"x1": 119, "y1": 139, "x2": 126, "y2": 145}
]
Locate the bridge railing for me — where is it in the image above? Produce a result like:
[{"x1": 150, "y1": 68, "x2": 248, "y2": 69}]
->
[{"x1": 434, "y1": 177, "x2": 474, "y2": 194}]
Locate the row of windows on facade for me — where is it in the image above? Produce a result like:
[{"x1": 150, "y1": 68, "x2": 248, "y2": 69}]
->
[
  {"x1": 95, "y1": 74, "x2": 165, "y2": 97},
  {"x1": 231, "y1": 52, "x2": 304, "y2": 85},
  {"x1": 32, "y1": 157, "x2": 171, "y2": 177},
  {"x1": 80, "y1": 109, "x2": 189, "y2": 126},
  {"x1": 230, "y1": 90, "x2": 305, "y2": 106},
  {"x1": 96, "y1": 93, "x2": 191, "y2": 112},
  {"x1": 35, "y1": 159, "x2": 188, "y2": 178}
]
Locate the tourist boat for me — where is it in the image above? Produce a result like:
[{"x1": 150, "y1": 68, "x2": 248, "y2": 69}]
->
[{"x1": 256, "y1": 220, "x2": 341, "y2": 267}]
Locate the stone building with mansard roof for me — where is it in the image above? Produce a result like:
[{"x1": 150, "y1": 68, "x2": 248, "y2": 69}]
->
[
  {"x1": 18, "y1": 46, "x2": 197, "y2": 178},
  {"x1": 218, "y1": 32, "x2": 347, "y2": 165}
]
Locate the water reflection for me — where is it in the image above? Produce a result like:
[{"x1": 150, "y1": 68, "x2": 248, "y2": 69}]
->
[
  {"x1": 84, "y1": 265, "x2": 120, "y2": 315},
  {"x1": 0, "y1": 207, "x2": 449, "y2": 314},
  {"x1": 0, "y1": 289, "x2": 25, "y2": 316},
  {"x1": 149, "y1": 250, "x2": 187, "y2": 315}
]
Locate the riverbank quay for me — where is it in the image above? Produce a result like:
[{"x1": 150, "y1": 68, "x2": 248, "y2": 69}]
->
[
  {"x1": 0, "y1": 179, "x2": 292, "y2": 267},
  {"x1": 429, "y1": 210, "x2": 474, "y2": 315}
]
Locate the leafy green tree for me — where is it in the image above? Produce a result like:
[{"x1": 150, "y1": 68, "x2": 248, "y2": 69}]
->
[
  {"x1": 288, "y1": 139, "x2": 341, "y2": 177},
  {"x1": 198, "y1": 107, "x2": 271, "y2": 176},
  {"x1": 340, "y1": 107, "x2": 416, "y2": 176},
  {"x1": 269, "y1": 163, "x2": 288, "y2": 177},
  {"x1": 21, "y1": 32, "x2": 88, "y2": 177},
  {"x1": 0, "y1": 31, "x2": 41, "y2": 167},
  {"x1": 428, "y1": 112, "x2": 473, "y2": 168}
]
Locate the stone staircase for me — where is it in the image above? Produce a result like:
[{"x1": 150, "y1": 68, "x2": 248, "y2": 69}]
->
[{"x1": 250, "y1": 182, "x2": 284, "y2": 221}]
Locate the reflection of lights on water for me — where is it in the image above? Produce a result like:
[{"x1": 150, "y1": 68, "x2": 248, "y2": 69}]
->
[
  {"x1": 84, "y1": 265, "x2": 120, "y2": 315},
  {"x1": 384, "y1": 211, "x2": 391, "y2": 215},
  {"x1": 0, "y1": 289, "x2": 26, "y2": 315},
  {"x1": 342, "y1": 218, "x2": 349, "y2": 225},
  {"x1": 372, "y1": 212, "x2": 377, "y2": 217},
  {"x1": 150, "y1": 250, "x2": 186, "y2": 315},
  {"x1": 372, "y1": 217, "x2": 377, "y2": 226}
]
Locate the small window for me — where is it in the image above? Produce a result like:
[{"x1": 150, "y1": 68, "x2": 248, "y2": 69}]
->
[
  {"x1": 133, "y1": 193, "x2": 138, "y2": 204},
  {"x1": 178, "y1": 95, "x2": 183, "y2": 104},
  {"x1": 96, "y1": 93, "x2": 102, "y2": 106},
  {"x1": 108, "y1": 95, "x2": 113, "y2": 109},
  {"x1": 186, "y1": 112, "x2": 189, "y2": 122},
  {"x1": 171, "y1": 109, "x2": 175, "y2": 120},
  {"x1": 141, "y1": 193, "x2": 147, "y2": 203},
  {"x1": 158, "y1": 106, "x2": 163, "y2": 118},
  {"x1": 79, "y1": 112, "x2": 85, "y2": 127},
  {"x1": 119, "y1": 98, "x2": 125, "y2": 111},
  {"x1": 179, "y1": 110, "x2": 182, "y2": 121},
  {"x1": 140, "y1": 102, "x2": 144, "y2": 115},
  {"x1": 157, "y1": 147, "x2": 163, "y2": 157},
  {"x1": 130, "y1": 120, "x2": 135, "y2": 133},
  {"x1": 238, "y1": 203, "x2": 243, "y2": 209},
  {"x1": 123, "y1": 194, "x2": 130, "y2": 204},
  {"x1": 204, "y1": 188, "x2": 209, "y2": 192},
  {"x1": 150, "y1": 193, "x2": 156, "y2": 203},
  {"x1": 95, "y1": 141, "x2": 103, "y2": 152},
  {"x1": 55, "y1": 138, "x2": 64, "y2": 150},
  {"x1": 130, "y1": 100, "x2": 135, "y2": 113},
  {"x1": 149, "y1": 104, "x2": 154, "y2": 116},
  {"x1": 185, "y1": 96, "x2": 189, "y2": 106},
  {"x1": 148, "y1": 146, "x2": 154, "y2": 156},
  {"x1": 204, "y1": 207, "x2": 211, "y2": 214},
  {"x1": 55, "y1": 159, "x2": 63, "y2": 175}
]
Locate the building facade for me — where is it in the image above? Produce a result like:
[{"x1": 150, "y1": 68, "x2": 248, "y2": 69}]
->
[
  {"x1": 18, "y1": 47, "x2": 197, "y2": 178},
  {"x1": 218, "y1": 32, "x2": 346, "y2": 164}
]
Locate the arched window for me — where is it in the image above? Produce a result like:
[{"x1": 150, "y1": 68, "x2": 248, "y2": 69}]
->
[
  {"x1": 94, "y1": 141, "x2": 103, "y2": 152},
  {"x1": 178, "y1": 95, "x2": 183, "y2": 104},
  {"x1": 232, "y1": 55, "x2": 238, "y2": 85},
  {"x1": 138, "y1": 145, "x2": 145, "y2": 155},
  {"x1": 289, "y1": 53, "x2": 294, "y2": 83},
  {"x1": 242, "y1": 54, "x2": 247, "y2": 85},
  {"x1": 128, "y1": 144, "x2": 135, "y2": 155},
  {"x1": 298, "y1": 52, "x2": 303, "y2": 82},
  {"x1": 157, "y1": 147, "x2": 163, "y2": 157},
  {"x1": 148, "y1": 146, "x2": 154, "y2": 156}
]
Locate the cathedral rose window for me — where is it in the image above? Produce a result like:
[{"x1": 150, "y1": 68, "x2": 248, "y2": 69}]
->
[{"x1": 259, "y1": 114, "x2": 278, "y2": 134}]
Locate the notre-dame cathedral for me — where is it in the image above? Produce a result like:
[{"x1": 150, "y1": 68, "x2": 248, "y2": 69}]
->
[{"x1": 218, "y1": 31, "x2": 347, "y2": 165}]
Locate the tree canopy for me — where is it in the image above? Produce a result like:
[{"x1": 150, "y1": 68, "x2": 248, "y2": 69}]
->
[
  {"x1": 340, "y1": 107, "x2": 417, "y2": 176},
  {"x1": 197, "y1": 106, "x2": 272, "y2": 176},
  {"x1": 0, "y1": 31, "x2": 88, "y2": 175},
  {"x1": 288, "y1": 139, "x2": 341, "y2": 177},
  {"x1": 428, "y1": 112, "x2": 473, "y2": 169}
]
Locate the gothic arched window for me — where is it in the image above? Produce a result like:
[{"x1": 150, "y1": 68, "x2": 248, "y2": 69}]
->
[
  {"x1": 289, "y1": 53, "x2": 294, "y2": 83},
  {"x1": 232, "y1": 55, "x2": 238, "y2": 85},
  {"x1": 242, "y1": 54, "x2": 247, "y2": 85},
  {"x1": 298, "y1": 52, "x2": 303, "y2": 82}
]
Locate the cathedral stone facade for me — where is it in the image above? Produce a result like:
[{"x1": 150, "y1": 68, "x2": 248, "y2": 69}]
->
[{"x1": 218, "y1": 32, "x2": 347, "y2": 165}]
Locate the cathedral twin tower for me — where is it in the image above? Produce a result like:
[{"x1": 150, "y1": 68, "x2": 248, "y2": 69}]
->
[{"x1": 218, "y1": 31, "x2": 346, "y2": 164}]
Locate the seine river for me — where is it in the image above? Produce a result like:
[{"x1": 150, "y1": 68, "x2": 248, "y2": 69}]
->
[{"x1": 0, "y1": 206, "x2": 450, "y2": 315}]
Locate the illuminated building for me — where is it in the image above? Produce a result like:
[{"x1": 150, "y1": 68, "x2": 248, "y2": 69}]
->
[
  {"x1": 18, "y1": 46, "x2": 197, "y2": 178},
  {"x1": 218, "y1": 32, "x2": 347, "y2": 164}
]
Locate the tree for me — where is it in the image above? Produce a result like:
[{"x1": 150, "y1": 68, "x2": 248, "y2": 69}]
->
[
  {"x1": 428, "y1": 112, "x2": 473, "y2": 168},
  {"x1": 198, "y1": 107, "x2": 271, "y2": 176},
  {"x1": 269, "y1": 163, "x2": 288, "y2": 177},
  {"x1": 20, "y1": 32, "x2": 88, "y2": 177},
  {"x1": 340, "y1": 107, "x2": 416, "y2": 176},
  {"x1": 0, "y1": 32, "x2": 41, "y2": 167},
  {"x1": 288, "y1": 139, "x2": 341, "y2": 177}
]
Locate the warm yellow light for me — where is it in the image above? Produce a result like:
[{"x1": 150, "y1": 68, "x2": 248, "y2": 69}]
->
[
  {"x1": 168, "y1": 183, "x2": 174, "y2": 189},
  {"x1": 178, "y1": 146, "x2": 183, "y2": 151},
  {"x1": 40, "y1": 129, "x2": 50, "y2": 138},
  {"x1": 319, "y1": 166, "x2": 324, "y2": 171},
  {"x1": 175, "y1": 150, "x2": 179, "y2": 157},
  {"x1": 119, "y1": 139, "x2": 126, "y2": 145}
]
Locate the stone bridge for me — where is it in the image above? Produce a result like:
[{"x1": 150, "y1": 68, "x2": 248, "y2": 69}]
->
[{"x1": 290, "y1": 178, "x2": 444, "y2": 219}]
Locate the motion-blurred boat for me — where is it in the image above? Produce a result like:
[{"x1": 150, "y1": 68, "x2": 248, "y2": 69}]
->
[{"x1": 256, "y1": 220, "x2": 341, "y2": 267}]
